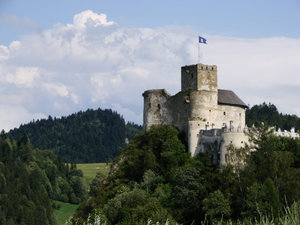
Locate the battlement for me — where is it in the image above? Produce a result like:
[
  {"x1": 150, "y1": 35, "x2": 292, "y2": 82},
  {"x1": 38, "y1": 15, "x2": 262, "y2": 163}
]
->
[
  {"x1": 182, "y1": 64, "x2": 217, "y2": 72},
  {"x1": 142, "y1": 89, "x2": 171, "y2": 98}
]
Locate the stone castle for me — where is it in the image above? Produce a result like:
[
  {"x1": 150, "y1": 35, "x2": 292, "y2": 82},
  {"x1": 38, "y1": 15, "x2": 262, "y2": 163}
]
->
[{"x1": 143, "y1": 63, "x2": 249, "y2": 165}]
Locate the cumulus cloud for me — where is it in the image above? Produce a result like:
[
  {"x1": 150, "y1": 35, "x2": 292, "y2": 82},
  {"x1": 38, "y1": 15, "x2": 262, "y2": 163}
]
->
[{"x1": 0, "y1": 10, "x2": 299, "y2": 131}]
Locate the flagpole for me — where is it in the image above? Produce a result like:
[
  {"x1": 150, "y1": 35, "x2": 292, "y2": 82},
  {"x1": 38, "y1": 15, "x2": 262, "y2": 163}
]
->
[{"x1": 198, "y1": 42, "x2": 200, "y2": 64}]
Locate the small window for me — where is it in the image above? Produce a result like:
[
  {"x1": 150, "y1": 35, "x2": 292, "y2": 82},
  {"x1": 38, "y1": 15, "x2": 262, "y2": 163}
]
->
[
  {"x1": 239, "y1": 113, "x2": 241, "y2": 117},
  {"x1": 191, "y1": 73, "x2": 193, "y2": 79},
  {"x1": 212, "y1": 67, "x2": 214, "y2": 71},
  {"x1": 230, "y1": 141, "x2": 233, "y2": 144},
  {"x1": 206, "y1": 66, "x2": 208, "y2": 70},
  {"x1": 241, "y1": 141, "x2": 244, "y2": 144},
  {"x1": 223, "y1": 112, "x2": 226, "y2": 115},
  {"x1": 158, "y1": 104, "x2": 161, "y2": 109},
  {"x1": 209, "y1": 110, "x2": 211, "y2": 112},
  {"x1": 149, "y1": 103, "x2": 151, "y2": 108}
]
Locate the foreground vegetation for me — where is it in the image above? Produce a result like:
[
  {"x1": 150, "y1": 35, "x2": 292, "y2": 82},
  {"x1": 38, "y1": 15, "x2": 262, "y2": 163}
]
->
[
  {"x1": 71, "y1": 125, "x2": 300, "y2": 225},
  {"x1": 8, "y1": 108, "x2": 142, "y2": 163},
  {"x1": 0, "y1": 133, "x2": 88, "y2": 225}
]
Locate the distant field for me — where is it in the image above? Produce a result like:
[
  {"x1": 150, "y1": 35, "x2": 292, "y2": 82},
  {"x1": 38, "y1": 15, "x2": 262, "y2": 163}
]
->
[
  {"x1": 77, "y1": 162, "x2": 110, "y2": 185},
  {"x1": 54, "y1": 201, "x2": 79, "y2": 225}
]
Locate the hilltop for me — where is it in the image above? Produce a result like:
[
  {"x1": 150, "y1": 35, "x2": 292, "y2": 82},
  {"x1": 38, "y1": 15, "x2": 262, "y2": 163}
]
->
[{"x1": 8, "y1": 108, "x2": 142, "y2": 163}]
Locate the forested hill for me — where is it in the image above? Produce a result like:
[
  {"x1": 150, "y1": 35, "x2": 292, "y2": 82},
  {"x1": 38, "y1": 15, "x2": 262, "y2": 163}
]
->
[
  {"x1": 246, "y1": 103, "x2": 300, "y2": 131},
  {"x1": 8, "y1": 108, "x2": 142, "y2": 163}
]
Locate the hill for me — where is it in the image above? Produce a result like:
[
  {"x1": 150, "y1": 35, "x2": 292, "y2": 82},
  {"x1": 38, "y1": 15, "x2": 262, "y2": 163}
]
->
[
  {"x1": 246, "y1": 102, "x2": 300, "y2": 131},
  {"x1": 72, "y1": 126, "x2": 300, "y2": 225},
  {"x1": 8, "y1": 108, "x2": 142, "y2": 163}
]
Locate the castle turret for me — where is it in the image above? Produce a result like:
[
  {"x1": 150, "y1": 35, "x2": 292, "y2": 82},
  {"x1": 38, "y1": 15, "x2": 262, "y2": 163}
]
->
[{"x1": 142, "y1": 89, "x2": 170, "y2": 130}]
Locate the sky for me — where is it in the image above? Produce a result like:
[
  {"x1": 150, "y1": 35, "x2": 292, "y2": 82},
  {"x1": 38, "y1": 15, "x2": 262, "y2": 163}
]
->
[{"x1": 0, "y1": 0, "x2": 299, "y2": 131}]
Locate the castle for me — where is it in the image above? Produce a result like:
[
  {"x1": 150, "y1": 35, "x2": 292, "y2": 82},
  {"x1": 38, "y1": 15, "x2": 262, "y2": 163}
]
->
[{"x1": 143, "y1": 63, "x2": 249, "y2": 165}]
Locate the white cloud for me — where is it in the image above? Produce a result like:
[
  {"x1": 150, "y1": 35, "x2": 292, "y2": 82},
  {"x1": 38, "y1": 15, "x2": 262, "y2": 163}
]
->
[
  {"x1": 43, "y1": 83, "x2": 69, "y2": 97},
  {"x1": 0, "y1": 105, "x2": 45, "y2": 132},
  {"x1": 72, "y1": 10, "x2": 115, "y2": 28},
  {"x1": 0, "y1": 10, "x2": 299, "y2": 131}
]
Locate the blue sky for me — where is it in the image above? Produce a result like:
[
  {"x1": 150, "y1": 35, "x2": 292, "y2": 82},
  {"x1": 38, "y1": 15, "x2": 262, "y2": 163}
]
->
[
  {"x1": 0, "y1": 0, "x2": 300, "y2": 130},
  {"x1": 1, "y1": 0, "x2": 300, "y2": 44}
]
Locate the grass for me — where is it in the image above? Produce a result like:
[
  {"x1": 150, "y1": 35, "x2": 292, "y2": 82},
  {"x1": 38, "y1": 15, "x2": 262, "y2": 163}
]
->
[
  {"x1": 54, "y1": 163, "x2": 110, "y2": 225},
  {"x1": 77, "y1": 163, "x2": 110, "y2": 185},
  {"x1": 54, "y1": 201, "x2": 79, "y2": 225}
]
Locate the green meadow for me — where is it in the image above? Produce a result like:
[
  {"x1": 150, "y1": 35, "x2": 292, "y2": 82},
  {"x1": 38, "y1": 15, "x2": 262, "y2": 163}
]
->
[
  {"x1": 77, "y1": 162, "x2": 110, "y2": 185},
  {"x1": 54, "y1": 163, "x2": 110, "y2": 225},
  {"x1": 54, "y1": 201, "x2": 79, "y2": 225}
]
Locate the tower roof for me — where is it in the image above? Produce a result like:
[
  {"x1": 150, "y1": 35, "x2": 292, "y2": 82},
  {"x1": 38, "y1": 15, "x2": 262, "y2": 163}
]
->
[{"x1": 218, "y1": 89, "x2": 248, "y2": 108}]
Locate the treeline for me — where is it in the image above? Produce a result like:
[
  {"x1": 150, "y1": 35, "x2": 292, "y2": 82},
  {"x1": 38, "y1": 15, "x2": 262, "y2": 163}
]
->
[
  {"x1": 0, "y1": 133, "x2": 88, "y2": 225},
  {"x1": 8, "y1": 108, "x2": 142, "y2": 163},
  {"x1": 72, "y1": 125, "x2": 300, "y2": 225},
  {"x1": 246, "y1": 102, "x2": 300, "y2": 131}
]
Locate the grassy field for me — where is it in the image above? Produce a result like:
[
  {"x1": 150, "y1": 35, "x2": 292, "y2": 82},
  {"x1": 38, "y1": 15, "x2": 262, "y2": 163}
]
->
[
  {"x1": 54, "y1": 201, "x2": 79, "y2": 225},
  {"x1": 77, "y1": 162, "x2": 110, "y2": 185},
  {"x1": 54, "y1": 163, "x2": 110, "y2": 225}
]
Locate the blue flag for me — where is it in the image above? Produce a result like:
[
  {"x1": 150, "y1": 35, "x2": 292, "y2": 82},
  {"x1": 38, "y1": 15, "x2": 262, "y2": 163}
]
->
[{"x1": 199, "y1": 36, "x2": 207, "y2": 44}]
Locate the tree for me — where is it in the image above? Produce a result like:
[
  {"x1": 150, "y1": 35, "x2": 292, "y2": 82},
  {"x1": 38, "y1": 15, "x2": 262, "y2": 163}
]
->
[{"x1": 202, "y1": 190, "x2": 231, "y2": 223}]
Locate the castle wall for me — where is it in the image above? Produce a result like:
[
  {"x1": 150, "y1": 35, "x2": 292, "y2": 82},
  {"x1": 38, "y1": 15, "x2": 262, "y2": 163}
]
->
[
  {"x1": 215, "y1": 105, "x2": 246, "y2": 130},
  {"x1": 165, "y1": 91, "x2": 190, "y2": 132}
]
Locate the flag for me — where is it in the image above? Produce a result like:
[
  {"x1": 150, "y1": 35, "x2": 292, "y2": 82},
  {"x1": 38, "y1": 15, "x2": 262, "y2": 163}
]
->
[{"x1": 199, "y1": 36, "x2": 207, "y2": 44}]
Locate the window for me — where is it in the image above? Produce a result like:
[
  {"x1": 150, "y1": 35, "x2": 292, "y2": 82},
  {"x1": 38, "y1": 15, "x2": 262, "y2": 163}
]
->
[
  {"x1": 149, "y1": 103, "x2": 151, "y2": 108},
  {"x1": 158, "y1": 104, "x2": 161, "y2": 110},
  {"x1": 223, "y1": 112, "x2": 226, "y2": 115},
  {"x1": 209, "y1": 110, "x2": 211, "y2": 112},
  {"x1": 230, "y1": 121, "x2": 233, "y2": 129}
]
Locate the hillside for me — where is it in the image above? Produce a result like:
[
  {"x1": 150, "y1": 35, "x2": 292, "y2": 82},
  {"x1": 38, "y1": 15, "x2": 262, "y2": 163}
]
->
[
  {"x1": 246, "y1": 103, "x2": 300, "y2": 131},
  {"x1": 0, "y1": 133, "x2": 87, "y2": 225},
  {"x1": 8, "y1": 108, "x2": 142, "y2": 163}
]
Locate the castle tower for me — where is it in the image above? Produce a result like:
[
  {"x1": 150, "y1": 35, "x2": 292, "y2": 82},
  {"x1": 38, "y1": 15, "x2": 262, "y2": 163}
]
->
[
  {"x1": 181, "y1": 64, "x2": 217, "y2": 92},
  {"x1": 142, "y1": 89, "x2": 170, "y2": 130}
]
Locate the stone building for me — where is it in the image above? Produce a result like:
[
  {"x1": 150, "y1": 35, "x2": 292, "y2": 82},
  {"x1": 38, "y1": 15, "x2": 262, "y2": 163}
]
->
[{"x1": 142, "y1": 63, "x2": 249, "y2": 165}]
